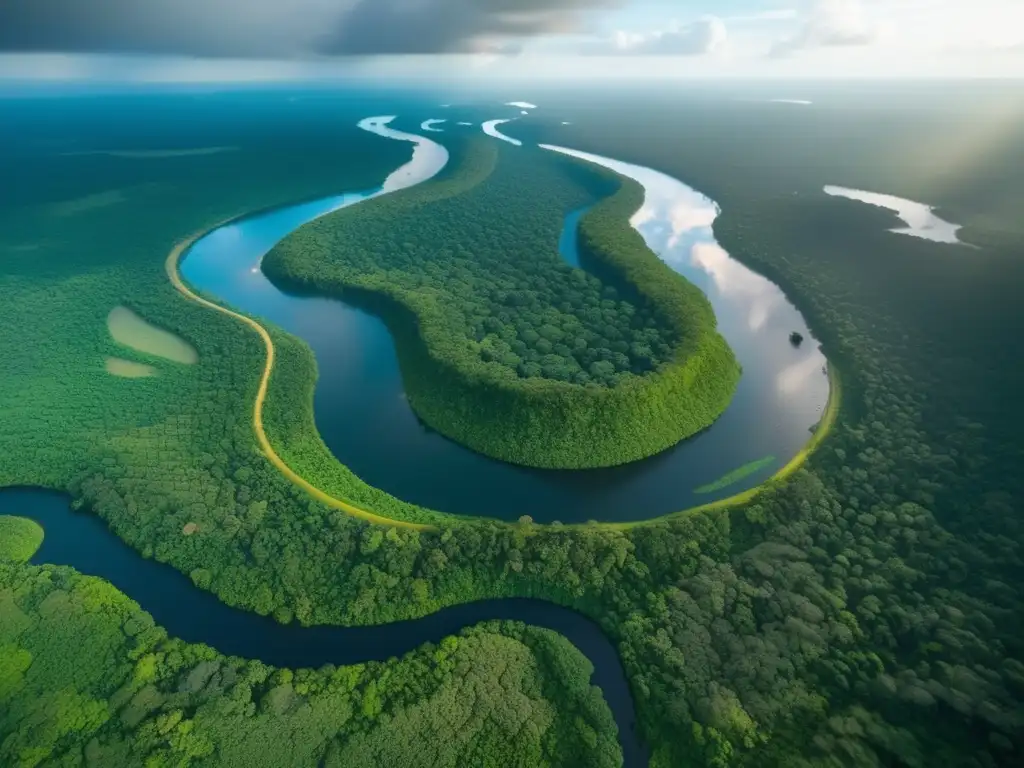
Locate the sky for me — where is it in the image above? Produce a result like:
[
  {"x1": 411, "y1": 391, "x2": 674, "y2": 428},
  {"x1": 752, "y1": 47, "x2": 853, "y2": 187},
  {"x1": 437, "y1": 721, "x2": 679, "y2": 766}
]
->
[{"x1": 1, "y1": 0, "x2": 1022, "y2": 83}]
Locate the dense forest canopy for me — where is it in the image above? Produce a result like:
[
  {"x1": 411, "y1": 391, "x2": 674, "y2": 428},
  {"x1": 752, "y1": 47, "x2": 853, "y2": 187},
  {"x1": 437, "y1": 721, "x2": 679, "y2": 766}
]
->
[
  {"x1": 264, "y1": 132, "x2": 739, "y2": 468},
  {"x1": 0, "y1": 560, "x2": 620, "y2": 767},
  {"x1": 275, "y1": 139, "x2": 678, "y2": 385},
  {"x1": 0, "y1": 84, "x2": 1022, "y2": 768}
]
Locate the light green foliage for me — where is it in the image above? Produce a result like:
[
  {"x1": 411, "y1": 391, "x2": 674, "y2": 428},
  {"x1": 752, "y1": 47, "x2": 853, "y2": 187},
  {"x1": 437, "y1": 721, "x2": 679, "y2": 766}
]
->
[
  {"x1": 0, "y1": 518, "x2": 44, "y2": 563},
  {"x1": 695, "y1": 457, "x2": 777, "y2": 495},
  {"x1": 0, "y1": 561, "x2": 620, "y2": 768},
  {"x1": 264, "y1": 137, "x2": 739, "y2": 468}
]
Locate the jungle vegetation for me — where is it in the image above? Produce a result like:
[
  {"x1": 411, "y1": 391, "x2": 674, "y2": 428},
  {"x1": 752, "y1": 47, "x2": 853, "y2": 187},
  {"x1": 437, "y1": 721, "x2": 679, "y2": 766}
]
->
[
  {"x1": 1, "y1": 86, "x2": 1023, "y2": 768},
  {"x1": 0, "y1": 558, "x2": 620, "y2": 768},
  {"x1": 0, "y1": 518, "x2": 44, "y2": 564},
  {"x1": 263, "y1": 134, "x2": 739, "y2": 469}
]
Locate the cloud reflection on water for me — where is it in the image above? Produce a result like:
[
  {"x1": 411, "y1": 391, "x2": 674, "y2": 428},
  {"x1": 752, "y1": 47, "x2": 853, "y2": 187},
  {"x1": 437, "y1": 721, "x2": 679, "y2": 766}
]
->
[
  {"x1": 823, "y1": 185, "x2": 965, "y2": 245},
  {"x1": 776, "y1": 353, "x2": 825, "y2": 398},
  {"x1": 542, "y1": 140, "x2": 829, "y2": 430},
  {"x1": 481, "y1": 118, "x2": 522, "y2": 146},
  {"x1": 359, "y1": 115, "x2": 450, "y2": 194},
  {"x1": 616, "y1": 159, "x2": 786, "y2": 334},
  {"x1": 689, "y1": 241, "x2": 784, "y2": 333}
]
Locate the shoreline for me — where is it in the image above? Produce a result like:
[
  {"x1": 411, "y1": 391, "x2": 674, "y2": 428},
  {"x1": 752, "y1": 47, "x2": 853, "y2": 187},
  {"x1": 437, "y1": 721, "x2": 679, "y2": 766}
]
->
[
  {"x1": 165, "y1": 210, "x2": 841, "y2": 531},
  {"x1": 165, "y1": 228, "x2": 435, "y2": 532}
]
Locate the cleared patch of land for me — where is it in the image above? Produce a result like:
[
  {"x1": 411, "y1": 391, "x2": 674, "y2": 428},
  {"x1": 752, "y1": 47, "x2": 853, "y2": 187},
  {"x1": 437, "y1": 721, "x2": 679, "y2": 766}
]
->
[
  {"x1": 105, "y1": 356, "x2": 159, "y2": 378},
  {"x1": 107, "y1": 306, "x2": 198, "y2": 364}
]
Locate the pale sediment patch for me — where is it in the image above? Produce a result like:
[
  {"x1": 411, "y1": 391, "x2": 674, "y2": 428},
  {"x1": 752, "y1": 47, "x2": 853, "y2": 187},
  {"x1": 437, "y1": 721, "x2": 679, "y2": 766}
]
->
[
  {"x1": 105, "y1": 357, "x2": 159, "y2": 378},
  {"x1": 49, "y1": 190, "x2": 126, "y2": 217},
  {"x1": 64, "y1": 146, "x2": 238, "y2": 159},
  {"x1": 1, "y1": 243, "x2": 42, "y2": 254},
  {"x1": 107, "y1": 306, "x2": 198, "y2": 364}
]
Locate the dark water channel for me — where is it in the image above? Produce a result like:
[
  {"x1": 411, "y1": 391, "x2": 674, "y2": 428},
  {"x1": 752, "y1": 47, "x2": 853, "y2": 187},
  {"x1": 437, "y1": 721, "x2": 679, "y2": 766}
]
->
[
  {"x1": 181, "y1": 116, "x2": 829, "y2": 524},
  {"x1": 1, "y1": 486, "x2": 646, "y2": 767}
]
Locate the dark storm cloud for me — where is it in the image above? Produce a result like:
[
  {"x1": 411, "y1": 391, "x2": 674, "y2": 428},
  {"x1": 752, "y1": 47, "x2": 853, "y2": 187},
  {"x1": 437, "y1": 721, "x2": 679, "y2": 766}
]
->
[{"x1": 0, "y1": 0, "x2": 621, "y2": 57}]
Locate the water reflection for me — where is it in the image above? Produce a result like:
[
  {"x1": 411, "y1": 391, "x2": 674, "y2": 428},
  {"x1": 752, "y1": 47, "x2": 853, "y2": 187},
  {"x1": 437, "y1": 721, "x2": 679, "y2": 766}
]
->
[
  {"x1": 690, "y1": 242, "x2": 786, "y2": 333},
  {"x1": 482, "y1": 119, "x2": 522, "y2": 146},
  {"x1": 545, "y1": 143, "x2": 817, "y2": 359},
  {"x1": 359, "y1": 116, "x2": 449, "y2": 195},
  {"x1": 823, "y1": 185, "x2": 964, "y2": 244},
  {"x1": 420, "y1": 118, "x2": 446, "y2": 132}
]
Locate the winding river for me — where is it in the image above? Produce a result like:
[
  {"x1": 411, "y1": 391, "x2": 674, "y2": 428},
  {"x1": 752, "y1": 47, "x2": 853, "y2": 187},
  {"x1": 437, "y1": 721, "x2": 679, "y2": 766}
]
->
[
  {"x1": 0, "y1": 486, "x2": 645, "y2": 767},
  {"x1": 0, "y1": 111, "x2": 835, "y2": 768},
  {"x1": 181, "y1": 115, "x2": 830, "y2": 524}
]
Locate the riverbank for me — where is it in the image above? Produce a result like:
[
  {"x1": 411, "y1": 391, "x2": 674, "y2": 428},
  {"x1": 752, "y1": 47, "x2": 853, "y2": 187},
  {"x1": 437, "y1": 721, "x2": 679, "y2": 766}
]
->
[
  {"x1": 168, "y1": 206, "x2": 841, "y2": 532},
  {"x1": 165, "y1": 229, "x2": 435, "y2": 532},
  {"x1": 597, "y1": 362, "x2": 842, "y2": 531},
  {"x1": 168, "y1": 129, "x2": 838, "y2": 528}
]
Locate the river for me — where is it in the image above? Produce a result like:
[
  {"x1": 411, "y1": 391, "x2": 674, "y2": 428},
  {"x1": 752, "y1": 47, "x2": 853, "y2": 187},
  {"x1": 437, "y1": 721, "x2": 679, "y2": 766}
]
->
[
  {"x1": 0, "y1": 486, "x2": 646, "y2": 767},
  {"x1": 1, "y1": 110, "x2": 834, "y2": 768},
  {"x1": 180, "y1": 116, "x2": 830, "y2": 524}
]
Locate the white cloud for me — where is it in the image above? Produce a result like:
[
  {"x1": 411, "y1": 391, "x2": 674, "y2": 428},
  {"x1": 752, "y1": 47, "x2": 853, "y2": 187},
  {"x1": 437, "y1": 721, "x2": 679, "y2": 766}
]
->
[
  {"x1": 913, "y1": 0, "x2": 1024, "y2": 52},
  {"x1": 771, "y1": 0, "x2": 877, "y2": 57},
  {"x1": 0, "y1": 53, "x2": 359, "y2": 82},
  {"x1": 0, "y1": 53, "x2": 98, "y2": 80},
  {"x1": 599, "y1": 17, "x2": 728, "y2": 56},
  {"x1": 726, "y1": 8, "x2": 798, "y2": 24}
]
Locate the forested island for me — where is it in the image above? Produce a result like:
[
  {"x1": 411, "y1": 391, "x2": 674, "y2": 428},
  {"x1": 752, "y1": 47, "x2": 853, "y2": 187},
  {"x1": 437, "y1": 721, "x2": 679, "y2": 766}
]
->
[{"x1": 263, "y1": 135, "x2": 739, "y2": 469}]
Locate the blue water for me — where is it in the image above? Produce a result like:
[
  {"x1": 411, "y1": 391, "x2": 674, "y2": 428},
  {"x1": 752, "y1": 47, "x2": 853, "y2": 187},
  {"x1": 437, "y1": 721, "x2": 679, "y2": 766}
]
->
[
  {"x1": 559, "y1": 205, "x2": 591, "y2": 268},
  {"x1": 181, "y1": 121, "x2": 830, "y2": 524}
]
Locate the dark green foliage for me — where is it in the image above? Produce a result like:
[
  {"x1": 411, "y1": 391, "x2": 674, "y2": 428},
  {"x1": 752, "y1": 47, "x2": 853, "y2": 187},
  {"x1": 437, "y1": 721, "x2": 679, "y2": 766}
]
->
[
  {"x1": 0, "y1": 560, "x2": 620, "y2": 767},
  {"x1": 530, "y1": 87, "x2": 1024, "y2": 766},
  {"x1": 264, "y1": 137, "x2": 739, "y2": 468}
]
